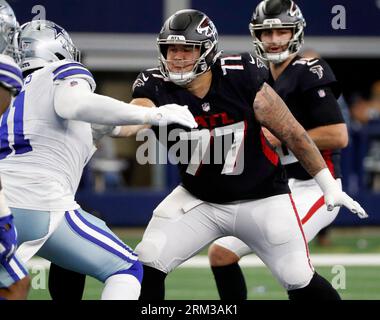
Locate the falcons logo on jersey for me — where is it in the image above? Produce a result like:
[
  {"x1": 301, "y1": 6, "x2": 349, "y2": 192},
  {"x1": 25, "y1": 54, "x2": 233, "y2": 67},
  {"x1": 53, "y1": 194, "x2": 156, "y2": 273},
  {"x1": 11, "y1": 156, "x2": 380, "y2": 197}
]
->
[{"x1": 310, "y1": 65, "x2": 324, "y2": 80}]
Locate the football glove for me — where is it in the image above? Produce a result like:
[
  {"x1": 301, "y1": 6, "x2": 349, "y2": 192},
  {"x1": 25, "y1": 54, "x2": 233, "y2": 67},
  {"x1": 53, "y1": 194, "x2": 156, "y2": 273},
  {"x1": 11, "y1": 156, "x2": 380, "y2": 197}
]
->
[
  {"x1": 146, "y1": 104, "x2": 198, "y2": 129},
  {"x1": 314, "y1": 168, "x2": 368, "y2": 219},
  {"x1": 0, "y1": 214, "x2": 17, "y2": 262}
]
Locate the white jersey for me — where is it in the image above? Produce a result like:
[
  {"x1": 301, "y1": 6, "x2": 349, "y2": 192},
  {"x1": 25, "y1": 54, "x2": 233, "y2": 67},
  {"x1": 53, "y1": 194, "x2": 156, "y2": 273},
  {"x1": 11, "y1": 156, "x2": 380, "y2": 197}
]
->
[{"x1": 0, "y1": 60, "x2": 97, "y2": 211}]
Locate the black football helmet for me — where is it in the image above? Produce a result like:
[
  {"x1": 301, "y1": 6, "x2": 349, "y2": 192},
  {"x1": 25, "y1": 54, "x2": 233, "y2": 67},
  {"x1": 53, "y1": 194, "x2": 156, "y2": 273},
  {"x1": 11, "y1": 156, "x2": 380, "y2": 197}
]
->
[
  {"x1": 157, "y1": 9, "x2": 219, "y2": 86},
  {"x1": 249, "y1": 0, "x2": 306, "y2": 64}
]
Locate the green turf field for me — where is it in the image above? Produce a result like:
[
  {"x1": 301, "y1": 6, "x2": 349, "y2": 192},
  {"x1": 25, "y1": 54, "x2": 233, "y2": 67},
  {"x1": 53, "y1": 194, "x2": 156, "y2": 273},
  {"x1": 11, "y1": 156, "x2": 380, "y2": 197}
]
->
[{"x1": 26, "y1": 227, "x2": 380, "y2": 300}]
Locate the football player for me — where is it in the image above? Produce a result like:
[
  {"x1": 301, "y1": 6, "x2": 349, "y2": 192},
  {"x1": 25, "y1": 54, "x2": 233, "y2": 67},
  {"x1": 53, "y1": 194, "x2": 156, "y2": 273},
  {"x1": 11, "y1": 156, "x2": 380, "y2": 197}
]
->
[
  {"x1": 0, "y1": 19, "x2": 197, "y2": 300},
  {"x1": 128, "y1": 9, "x2": 365, "y2": 300},
  {"x1": 0, "y1": 0, "x2": 30, "y2": 300},
  {"x1": 208, "y1": 0, "x2": 354, "y2": 300}
]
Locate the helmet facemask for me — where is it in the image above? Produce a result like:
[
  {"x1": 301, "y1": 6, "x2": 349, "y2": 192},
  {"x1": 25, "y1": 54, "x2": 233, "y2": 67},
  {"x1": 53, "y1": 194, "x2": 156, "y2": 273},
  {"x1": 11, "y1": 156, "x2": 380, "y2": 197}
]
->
[{"x1": 158, "y1": 37, "x2": 216, "y2": 86}]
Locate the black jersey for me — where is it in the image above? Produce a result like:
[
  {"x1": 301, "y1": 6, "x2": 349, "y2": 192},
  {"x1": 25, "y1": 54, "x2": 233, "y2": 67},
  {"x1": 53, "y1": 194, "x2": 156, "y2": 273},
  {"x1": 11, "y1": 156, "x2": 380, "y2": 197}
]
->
[
  {"x1": 272, "y1": 56, "x2": 344, "y2": 180},
  {"x1": 132, "y1": 53, "x2": 289, "y2": 203}
]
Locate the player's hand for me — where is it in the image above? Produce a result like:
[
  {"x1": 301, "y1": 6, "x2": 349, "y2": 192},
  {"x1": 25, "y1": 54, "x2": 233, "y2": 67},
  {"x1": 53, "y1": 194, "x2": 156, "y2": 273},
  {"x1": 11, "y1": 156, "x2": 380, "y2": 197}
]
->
[
  {"x1": 0, "y1": 214, "x2": 18, "y2": 262},
  {"x1": 147, "y1": 104, "x2": 198, "y2": 128},
  {"x1": 315, "y1": 168, "x2": 368, "y2": 219},
  {"x1": 262, "y1": 127, "x2": 281, "y2": 147},
  {"x1": 324, "y1": 187, "x2": 368, "y2": 219}
]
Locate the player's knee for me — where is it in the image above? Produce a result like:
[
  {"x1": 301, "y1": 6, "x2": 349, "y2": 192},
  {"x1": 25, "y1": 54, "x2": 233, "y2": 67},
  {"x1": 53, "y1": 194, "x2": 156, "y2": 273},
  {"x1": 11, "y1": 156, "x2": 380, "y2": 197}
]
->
[
  {"x1": 135, "y1": 231, "x2": 167, "y2": 264},
  {"x1": 276, "y1": 252, "x2": 314, "y2": 290},
  {"x1": 6, "y1": 276, "x2": 31, "y2": 300},
  {"x1": 208, "y1": 244, "x2": 240, "y2": 267},
  {"x1": 105, "y1": 260, "x2": 143, "y2": 284}
]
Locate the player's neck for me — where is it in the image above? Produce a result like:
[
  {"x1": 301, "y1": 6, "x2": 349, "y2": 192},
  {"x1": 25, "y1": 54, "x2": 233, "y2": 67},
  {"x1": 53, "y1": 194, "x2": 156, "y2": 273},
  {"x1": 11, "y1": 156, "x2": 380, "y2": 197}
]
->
[
  {"x1": 186, "y1": 71, "x2": 212, "y2": 99},
  {"x1": 269, "y1": 57, "x2": 293, "y2": 81}
]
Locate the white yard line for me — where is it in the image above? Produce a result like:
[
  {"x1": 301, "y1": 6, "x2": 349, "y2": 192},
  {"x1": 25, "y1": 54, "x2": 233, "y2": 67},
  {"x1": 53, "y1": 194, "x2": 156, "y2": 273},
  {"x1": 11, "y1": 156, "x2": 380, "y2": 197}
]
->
[{"x1": 26, "y1": 254, "x2": 380, "y2": 270}]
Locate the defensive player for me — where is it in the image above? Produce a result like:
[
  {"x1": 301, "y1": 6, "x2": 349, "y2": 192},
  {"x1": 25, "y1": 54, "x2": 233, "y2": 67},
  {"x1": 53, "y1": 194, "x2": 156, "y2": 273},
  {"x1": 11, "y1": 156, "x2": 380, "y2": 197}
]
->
[
  {"x1": 0, "y1": 0, "x2": 30, "y2": 300},
  {"x1": 208, "y1": 0, "x2": 352, "y2": 300},
  {"x1": 127, "y1": 9, "x2": 366, "y2": 300},
  {"x1": 0, "y1": 20, "x2": 197, "y2": 300}
]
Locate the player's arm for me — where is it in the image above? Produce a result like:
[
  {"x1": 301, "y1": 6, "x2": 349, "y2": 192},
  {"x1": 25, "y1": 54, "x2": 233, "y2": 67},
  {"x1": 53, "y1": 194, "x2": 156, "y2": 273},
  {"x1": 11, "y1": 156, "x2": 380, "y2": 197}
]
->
[
  {"x1": 254, "y1": 83, "x2": 326, "y2": 177},
  {"x1": 307, "y1": 124, "x2": 348, "y2": 150},
  {"x1": 114, "y1": 98, "x2": 156, "y2": 138},
  {"x1": 253, "y1": 82, "x2": 367, "y2": 218},
  {"x1": 53, "y1": 79, "x2": 197, "y2": 128},
  {"x1": 263, "y1": 123, "x2": 348, "y2": 150},
  {"x1": 0, "y1": 85, "x2": 12, "y2": 116}
]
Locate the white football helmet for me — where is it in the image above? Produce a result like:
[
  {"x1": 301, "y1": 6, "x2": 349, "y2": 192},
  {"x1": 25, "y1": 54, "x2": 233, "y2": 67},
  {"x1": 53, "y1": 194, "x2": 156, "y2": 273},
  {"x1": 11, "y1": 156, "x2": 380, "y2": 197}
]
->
[
  {"x1": 0, "y1": 0, "x2": 22, "y2": 63},
  {"x1": 18, "y1": 20, "x2": 81, "y2": 72}
]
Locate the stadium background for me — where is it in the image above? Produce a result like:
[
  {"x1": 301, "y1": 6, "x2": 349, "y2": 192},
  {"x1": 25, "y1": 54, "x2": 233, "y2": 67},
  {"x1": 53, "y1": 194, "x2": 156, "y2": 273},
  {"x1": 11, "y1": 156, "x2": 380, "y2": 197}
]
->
[{"x1": 8, "y1": 0, "x2": 380, "y2": 299}]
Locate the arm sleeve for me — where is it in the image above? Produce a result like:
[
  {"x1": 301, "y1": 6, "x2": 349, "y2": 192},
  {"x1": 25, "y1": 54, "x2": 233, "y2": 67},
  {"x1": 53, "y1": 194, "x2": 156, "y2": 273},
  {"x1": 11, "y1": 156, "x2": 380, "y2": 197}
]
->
[
  {"x1": 302, "y1": 86, "x2": 345, "y2": 127},
  {"x1": 53, "y1": 78, "x2": 154, "y2": 125}
]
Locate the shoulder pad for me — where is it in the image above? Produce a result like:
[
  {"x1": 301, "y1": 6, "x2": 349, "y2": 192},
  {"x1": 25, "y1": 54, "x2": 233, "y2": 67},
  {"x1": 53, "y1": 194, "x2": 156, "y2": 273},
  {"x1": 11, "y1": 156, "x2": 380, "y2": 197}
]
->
[
  {"x1": 51, "y1": 60, "x2": 96, "y2": 92},
  {"x1": 292, "y1": 57, "x2": 339, "y2": 94}
]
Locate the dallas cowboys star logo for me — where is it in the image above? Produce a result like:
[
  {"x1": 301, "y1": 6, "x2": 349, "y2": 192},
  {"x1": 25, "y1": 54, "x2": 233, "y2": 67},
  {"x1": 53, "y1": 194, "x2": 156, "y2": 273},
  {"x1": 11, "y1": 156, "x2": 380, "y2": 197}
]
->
[{"x1": 47, "y1": 23, "x2": 65, "y2": 39}]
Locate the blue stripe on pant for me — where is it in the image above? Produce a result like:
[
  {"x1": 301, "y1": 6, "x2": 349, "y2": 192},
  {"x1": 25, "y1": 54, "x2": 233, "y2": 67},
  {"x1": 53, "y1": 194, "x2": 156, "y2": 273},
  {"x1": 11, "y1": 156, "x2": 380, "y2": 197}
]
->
[
  {"x1": 37, "y1": 208, "x2": 140, "y2": 283},
  {"x1": 0, "y1": 255, "x2": 29, "y2": 288},
  {"x1": 5, "y1": 207, "x2": 140, "y2": 284}
]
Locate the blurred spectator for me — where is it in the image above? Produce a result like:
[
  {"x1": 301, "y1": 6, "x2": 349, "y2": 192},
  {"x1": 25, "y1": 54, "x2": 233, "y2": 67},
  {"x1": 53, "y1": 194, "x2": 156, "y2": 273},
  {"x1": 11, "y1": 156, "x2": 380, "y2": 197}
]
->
[
  {"x1": 350, "y1": 80, "x2": 380, "y2": 125},
  {"x1": 348, "y1": 80, "x2": 380, "y2": 191}
]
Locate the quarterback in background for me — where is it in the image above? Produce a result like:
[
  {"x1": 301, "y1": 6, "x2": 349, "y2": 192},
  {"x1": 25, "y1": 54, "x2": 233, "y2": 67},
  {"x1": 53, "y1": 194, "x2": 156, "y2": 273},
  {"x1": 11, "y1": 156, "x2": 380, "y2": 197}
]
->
[{"x1": 208, "y1": 0, "x2": 362, "y2": 300}]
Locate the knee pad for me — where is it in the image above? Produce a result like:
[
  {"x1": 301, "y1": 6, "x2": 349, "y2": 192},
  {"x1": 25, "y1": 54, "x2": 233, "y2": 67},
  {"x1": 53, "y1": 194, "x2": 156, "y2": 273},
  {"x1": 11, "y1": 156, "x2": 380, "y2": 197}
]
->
[
  {"x1": 135, "y1": 229, "x2": 167, "y2": 264},
  {"x1": 276, "y1": 252, "x2": 314, "y2": 290}
]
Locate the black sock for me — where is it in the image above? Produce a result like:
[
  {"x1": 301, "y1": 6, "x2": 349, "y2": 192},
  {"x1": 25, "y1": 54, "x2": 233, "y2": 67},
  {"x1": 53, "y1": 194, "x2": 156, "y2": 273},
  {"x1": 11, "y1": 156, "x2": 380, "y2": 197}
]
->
[
  {"x1": 48, "y1": 263, "x2": 86, "y2": 300},
  {"x1": 139, "y1": 265, "x2": 167, "y2": 300},
  {"x1": 288, "y1": 272, "x2": 341, "y2": 300},
  {"x1": 211, "y1": 263, "x2": 247, "y2": 300}
]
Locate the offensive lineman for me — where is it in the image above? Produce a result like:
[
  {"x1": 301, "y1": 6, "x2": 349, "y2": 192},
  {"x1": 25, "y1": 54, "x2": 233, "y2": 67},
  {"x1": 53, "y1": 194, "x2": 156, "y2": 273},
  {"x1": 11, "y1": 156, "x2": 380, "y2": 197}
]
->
[
  {"x1": 208, "y1": 0, "x2": 352, "y2": 300},
  {"x1": 129, "y1": 9, "x2": 366, "y2": 300},
  {"x1": 0, "y1": 20, "x2": 197, "y2": 299}
]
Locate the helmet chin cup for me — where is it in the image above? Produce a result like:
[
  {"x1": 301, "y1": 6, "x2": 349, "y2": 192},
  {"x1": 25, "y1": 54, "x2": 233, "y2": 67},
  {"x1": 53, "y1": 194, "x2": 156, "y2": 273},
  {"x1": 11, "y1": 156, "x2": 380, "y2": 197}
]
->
[
  {"x1": 265, "y1": 50, "x2": 291, "y2": 64},
  {"x1": 168, "y1": 71, "x2": 196, "y2": 86}
]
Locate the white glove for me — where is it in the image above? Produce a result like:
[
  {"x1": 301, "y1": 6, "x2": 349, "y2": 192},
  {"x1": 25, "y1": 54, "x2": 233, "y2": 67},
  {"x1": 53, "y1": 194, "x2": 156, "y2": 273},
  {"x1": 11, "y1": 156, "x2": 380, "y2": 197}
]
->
[
  {"x1": 314, "y1": 168, "x2": 368, "y2": 219},
  {"x1": 145, "y1": 104, "x2": 198, "y2": 128}
]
